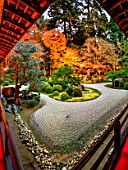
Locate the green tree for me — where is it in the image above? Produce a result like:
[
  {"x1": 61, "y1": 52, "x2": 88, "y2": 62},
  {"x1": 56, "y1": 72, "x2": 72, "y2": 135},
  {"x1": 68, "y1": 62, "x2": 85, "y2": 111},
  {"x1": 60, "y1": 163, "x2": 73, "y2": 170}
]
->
[
  {"x1": 47, "y1": 0, "x2": 85, "y2": 44},
  {"x1": 106, "y1": 18, "x2": 127, "y2": 45},
  {"x1": 82, "y1": 0, "x2": 108, "y2": 38},
  {"x1": 7, "y1": 41, "x2": 44, "y2": 103},
  {"x1": 51, "y1": 65, "x2": 81, "y2": 88}
]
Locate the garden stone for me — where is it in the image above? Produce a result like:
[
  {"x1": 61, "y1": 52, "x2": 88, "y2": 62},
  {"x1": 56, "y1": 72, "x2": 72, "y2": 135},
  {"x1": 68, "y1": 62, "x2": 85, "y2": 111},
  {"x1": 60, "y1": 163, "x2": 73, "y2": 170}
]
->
[
  {"x1": 1, "y1": 96, "x2": 7, "y2": 107},
  {"x1": 62, "y1": 167, "x2": 67, "y2": 170},
  {"x1": 5, "y1": 104, "x2": 12, "y2": 113},
  {"x1": 43, "y1": 149, "x2": 49, "y2": 154},
  {"x1": 11, "y1": 104, "x2": 18, "y2": 114}
]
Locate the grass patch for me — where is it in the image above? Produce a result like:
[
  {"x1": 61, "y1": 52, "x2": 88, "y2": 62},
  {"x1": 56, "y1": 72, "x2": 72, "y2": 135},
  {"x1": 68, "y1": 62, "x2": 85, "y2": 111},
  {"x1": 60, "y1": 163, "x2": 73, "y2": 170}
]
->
[
  {"x1": 48, "y1": 87, "x2": 101, "y2": 102},
  {"x1": 19, "y1": 102, "x2": 45, "y2": 144}
]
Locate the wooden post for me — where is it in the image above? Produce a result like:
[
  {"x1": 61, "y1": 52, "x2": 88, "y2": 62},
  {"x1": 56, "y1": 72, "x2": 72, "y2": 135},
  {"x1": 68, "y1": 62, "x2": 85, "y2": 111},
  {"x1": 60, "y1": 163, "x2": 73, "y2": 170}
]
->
[{"x1": 114, "y1": 120, "x2": 121, "y2": 151}]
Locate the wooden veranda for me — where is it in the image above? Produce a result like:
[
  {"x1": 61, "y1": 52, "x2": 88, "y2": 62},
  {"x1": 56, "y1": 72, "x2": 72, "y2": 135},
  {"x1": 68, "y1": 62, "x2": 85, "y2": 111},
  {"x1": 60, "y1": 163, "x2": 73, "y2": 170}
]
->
[{"x1": 0, "y1": 0, "x2": 128, "y2": 170}]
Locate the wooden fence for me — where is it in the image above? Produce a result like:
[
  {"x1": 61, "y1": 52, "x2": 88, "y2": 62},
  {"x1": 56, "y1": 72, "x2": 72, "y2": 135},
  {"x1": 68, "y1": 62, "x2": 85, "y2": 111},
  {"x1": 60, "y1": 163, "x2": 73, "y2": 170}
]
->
[
  {"x1": 0, "y1": 101, "x2": 23, "y2": 170},
  {"x1": 72, "y1": 104, "x2": 128, "y2": 170}
]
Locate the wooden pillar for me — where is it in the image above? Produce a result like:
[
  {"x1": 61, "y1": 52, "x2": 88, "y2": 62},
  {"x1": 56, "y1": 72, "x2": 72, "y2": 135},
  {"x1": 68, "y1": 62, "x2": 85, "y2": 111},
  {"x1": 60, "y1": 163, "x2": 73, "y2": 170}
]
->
[{"x1": 0, "y1": 0, "x2": 4, "y2": 26}]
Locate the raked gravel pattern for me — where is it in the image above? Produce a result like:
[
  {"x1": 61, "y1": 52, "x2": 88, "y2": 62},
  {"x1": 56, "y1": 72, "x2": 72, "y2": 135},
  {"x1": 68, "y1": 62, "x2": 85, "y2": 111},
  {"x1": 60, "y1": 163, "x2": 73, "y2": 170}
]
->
[{"x1": 30, "y1": 83, "x2": 128, "y2": 148}]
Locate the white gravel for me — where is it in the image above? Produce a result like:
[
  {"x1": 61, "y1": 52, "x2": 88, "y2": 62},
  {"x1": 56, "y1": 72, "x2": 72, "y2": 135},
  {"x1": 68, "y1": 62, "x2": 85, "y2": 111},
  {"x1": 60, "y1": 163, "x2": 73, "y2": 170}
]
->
[{"x1": 30, "y1": 83, "x2": 128, "y2": 148}]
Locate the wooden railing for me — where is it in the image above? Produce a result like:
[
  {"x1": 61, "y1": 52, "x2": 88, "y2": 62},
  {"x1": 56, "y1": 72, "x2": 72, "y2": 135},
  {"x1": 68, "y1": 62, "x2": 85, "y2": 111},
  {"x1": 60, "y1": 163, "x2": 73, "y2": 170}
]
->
[
  {"x1": 0, "y1": 101, "x2": 23, "y2": 170},
  {"x1": 72, "y1": 104, "x2": 128, "y2": 170}
]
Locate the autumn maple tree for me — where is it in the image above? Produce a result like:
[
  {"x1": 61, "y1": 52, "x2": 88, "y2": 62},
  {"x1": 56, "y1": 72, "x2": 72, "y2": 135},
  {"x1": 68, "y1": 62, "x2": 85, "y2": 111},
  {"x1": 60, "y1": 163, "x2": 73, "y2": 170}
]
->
[{"x1": 78, "y1": 37, "x2": 119, "y2": 80}]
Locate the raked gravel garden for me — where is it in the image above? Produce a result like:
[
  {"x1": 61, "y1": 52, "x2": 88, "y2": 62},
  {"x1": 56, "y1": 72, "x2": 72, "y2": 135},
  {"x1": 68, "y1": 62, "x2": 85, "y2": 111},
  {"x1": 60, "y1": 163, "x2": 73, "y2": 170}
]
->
[{"x1": 9, "y1": 82, "x2": 128, "y2": 170}]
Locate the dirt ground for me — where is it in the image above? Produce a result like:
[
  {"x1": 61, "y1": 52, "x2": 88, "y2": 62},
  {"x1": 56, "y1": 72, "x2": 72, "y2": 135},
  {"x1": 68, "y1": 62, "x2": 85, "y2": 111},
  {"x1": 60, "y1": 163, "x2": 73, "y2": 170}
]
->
[{"x1": 6, "y1": 107, "x2": 41, "y2": 170}]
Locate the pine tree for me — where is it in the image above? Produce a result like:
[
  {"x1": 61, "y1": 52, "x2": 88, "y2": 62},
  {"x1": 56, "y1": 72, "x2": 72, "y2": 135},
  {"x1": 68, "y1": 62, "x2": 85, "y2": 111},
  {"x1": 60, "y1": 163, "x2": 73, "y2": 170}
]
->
[
  {"x1": 47, "y1": 0, "x2": 85, "y2": 43},
  {"x1": 106, "y1": 18, "x2": 127, "y2": 45},
  {"x1": 7, "y1": 41, "x2": 44, "y2": 102}
]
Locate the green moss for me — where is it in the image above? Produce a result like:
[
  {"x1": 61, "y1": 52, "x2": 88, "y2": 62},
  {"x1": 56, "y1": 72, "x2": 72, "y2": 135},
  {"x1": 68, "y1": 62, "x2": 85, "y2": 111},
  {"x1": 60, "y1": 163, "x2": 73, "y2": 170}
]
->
[{"x1": 50, "y1": 87, "x2": 101, "y2": 102}]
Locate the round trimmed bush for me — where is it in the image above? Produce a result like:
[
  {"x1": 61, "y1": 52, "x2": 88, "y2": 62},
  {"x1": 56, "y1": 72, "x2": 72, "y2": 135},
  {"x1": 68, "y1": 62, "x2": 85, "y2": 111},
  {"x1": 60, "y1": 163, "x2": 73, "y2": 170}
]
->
[
  {"x1": 124, "y1": 82, "x2": 128, "y2": 90},
  {"x1": 26, "y1": 100, "x2": 38, "y2": 108},
  {"x1": 72, "y1": 86, "x2": 82, "y2": 97},
  {"x1": 3, "y1": 81, "x2": 10, "y2": 86},
  {"x1": 35, "y1": 96, "x2": 40, "y2": 102},
  {"x1": 52, "y1": 90, "x2": 59, "y2": 96},
  {"x1": 41, "y1": 82, "x2": 50, "y2": 92},
  {"x1": 8, "y1": 79, "x2": 14, "y2": 83},
  {"x1": 53, "y1": 85, "x2": 62, "y2": 92},
  {"x1": 0, "y1": 77, "x2": 4, "y2": 84},
  {"x1": 125, "y1": 78, "x2": 128, "y2": 82},
  {"x1": 45, "y1": 86, "x2": 53, "y2": 94},
  {"x1": 41, "y1": 76, "x2": 47, "y2": 81},
  {"x1": 66, "y1": 86, "x2": 73, "y2": 96},
  {"x1": 60, "y1": 92, "x2": 70, "y2": 101},
  {"x1": 93, "y1": 78, "x2": 99, "y2": 83}
]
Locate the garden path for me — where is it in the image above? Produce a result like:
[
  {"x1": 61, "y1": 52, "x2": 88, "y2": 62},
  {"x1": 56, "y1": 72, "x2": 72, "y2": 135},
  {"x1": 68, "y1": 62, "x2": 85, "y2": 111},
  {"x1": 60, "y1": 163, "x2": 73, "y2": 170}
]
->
[{"x1": 30, "y1": 83, "x2": 128, "y2": 149}]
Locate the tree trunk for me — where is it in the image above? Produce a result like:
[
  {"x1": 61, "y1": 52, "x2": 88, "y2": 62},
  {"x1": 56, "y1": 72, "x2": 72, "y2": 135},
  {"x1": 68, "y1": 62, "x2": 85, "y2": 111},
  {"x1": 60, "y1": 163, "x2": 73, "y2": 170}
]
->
[{"x1": 64, "y1": 20, "x2": 67, "y2": 37}]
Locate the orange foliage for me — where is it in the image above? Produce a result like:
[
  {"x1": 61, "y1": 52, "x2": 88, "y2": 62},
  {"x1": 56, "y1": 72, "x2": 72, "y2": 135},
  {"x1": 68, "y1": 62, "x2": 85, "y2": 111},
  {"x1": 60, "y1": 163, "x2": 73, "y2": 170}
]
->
[
  {"x1": 78, "y1": 37, "x2": 117, "y2": 79},
  {"x1": 60, "y1": 47, "x2": 79, "y2": 67},
  {"x1": 43, "y1": 30, "x2": 67, "y2": 68}
]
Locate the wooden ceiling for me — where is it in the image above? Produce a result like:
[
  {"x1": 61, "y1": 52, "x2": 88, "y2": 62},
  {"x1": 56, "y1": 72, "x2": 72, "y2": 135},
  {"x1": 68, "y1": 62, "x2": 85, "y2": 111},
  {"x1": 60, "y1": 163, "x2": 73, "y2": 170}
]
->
[
  {"x1": 0, "y1": 0, "x2": 55, "y2": 62},
  {"x1": 97, "y1": 0, "x2": 128, "y2": 37},
  {"x1": 0, "y1": 0, "x2": 128, "y2": 63}
]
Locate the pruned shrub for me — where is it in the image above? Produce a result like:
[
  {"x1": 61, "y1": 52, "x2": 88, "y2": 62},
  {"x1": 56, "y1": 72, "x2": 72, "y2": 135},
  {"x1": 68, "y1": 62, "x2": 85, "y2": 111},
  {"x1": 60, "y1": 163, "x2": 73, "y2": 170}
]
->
[
  {"x1": 120, "y1": 81, "x2": 125, "y2": 88},
  {"x1": 40, "y1": 76, "x2": 47, "y2": 81},
  {"x1": 93, "y1": 78, "x2": 99, "y2": 83},
  {"x1": 53, "y1": 85, "x2": 62, "y2": 92},
  {"x1": 0, "y1": 77, "x2": 4, "y2": 84},
  {"x1": 58, "y1": 79, "x2": 68, "y2": 89},
  {"x1": 35, "y1": 96, "x2": 40, "y2": 102},
  {"x1": 125, "y1": 78, "x2": 128, "y2": 82},
  {"x1": 26, "y1": 100, "x2": 38, "y2": 108},
  {"x1": 41, "y1": 82, "x2": 50, "y2": 92},
  {"x1": 45, "y1": 86, "x2": 53, "y2": 94},
  {"x1": 60, "y1": 92, "x2": 70, "y2": 101},
  {"x1": 72, "y1": 86, "x2": 82, "y2": 97},
  {"x1": 3, "y1": 81, "x2": 10, "y2": 86},
  {"x1": 8, "y1": 79, "x2": 14, "y2": 83},
  {"x1": 124, "y1": 82, "x2": 128, "y2": 90},
  {"x1": 52, "y1": 91, "x2": 59, "y2": 96},
  {"x1": 66, "y1": 86, "x2": 73, "y2": 96}
]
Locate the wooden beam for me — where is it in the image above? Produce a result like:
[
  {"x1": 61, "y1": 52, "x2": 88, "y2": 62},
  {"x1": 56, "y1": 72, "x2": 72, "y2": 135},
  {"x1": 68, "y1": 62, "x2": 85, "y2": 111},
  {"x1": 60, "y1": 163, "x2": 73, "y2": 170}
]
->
[
  {"x1": 0, "y1": 44, "x2": 11, "y2": 50},
  {"x1": 0, "y1": 38, "x2": 16, "y2": 45},
  {"x1": 4, "y1": 6, "x2": 34, "y2": 24},
  {"x1": 122, "y1": 24, "x2": 128, "y2": 30},
  {"x1": 0, "y1": 50, "x2": 8, "y2": 55},
  {"x1": 118, "y1": 16, "x2": 128, "y2": 26},
  {"x1": 0, "y1": 43, "x2": 13, "y2": 49},
  {"x1": 0, "y1": 39, "x2": 15, "y2": 46},
  {"x1": 109, "y1": 0, "x2": 126, "y2": 11},
  {"x1": 0, "y1": 35, "x2": 17, "y2": 43},
  {"x1": 114, "y1": 8, "x2": 128, "y2": 19},
  {"x1": 20, "y1": 0, "x2": 42, "y2": 15},
  {"x1": 20, "y1": 0, "x2": 43, "y2": 14},
  {"x1": 1, "y1": 25, "x2": 23, "y2": 36},
  {"x1": 0, "y1": 0, "x2": 4, "y2": 25},
  {"x1": 0, "y1": 31, "x2": 19, "y2": 40},
  {"x1": 0, "y1": 46, "x2": 10, "y2": 51},
  {"x1": 3, "y1": 18, "x2": 27, "y2": 30}
]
